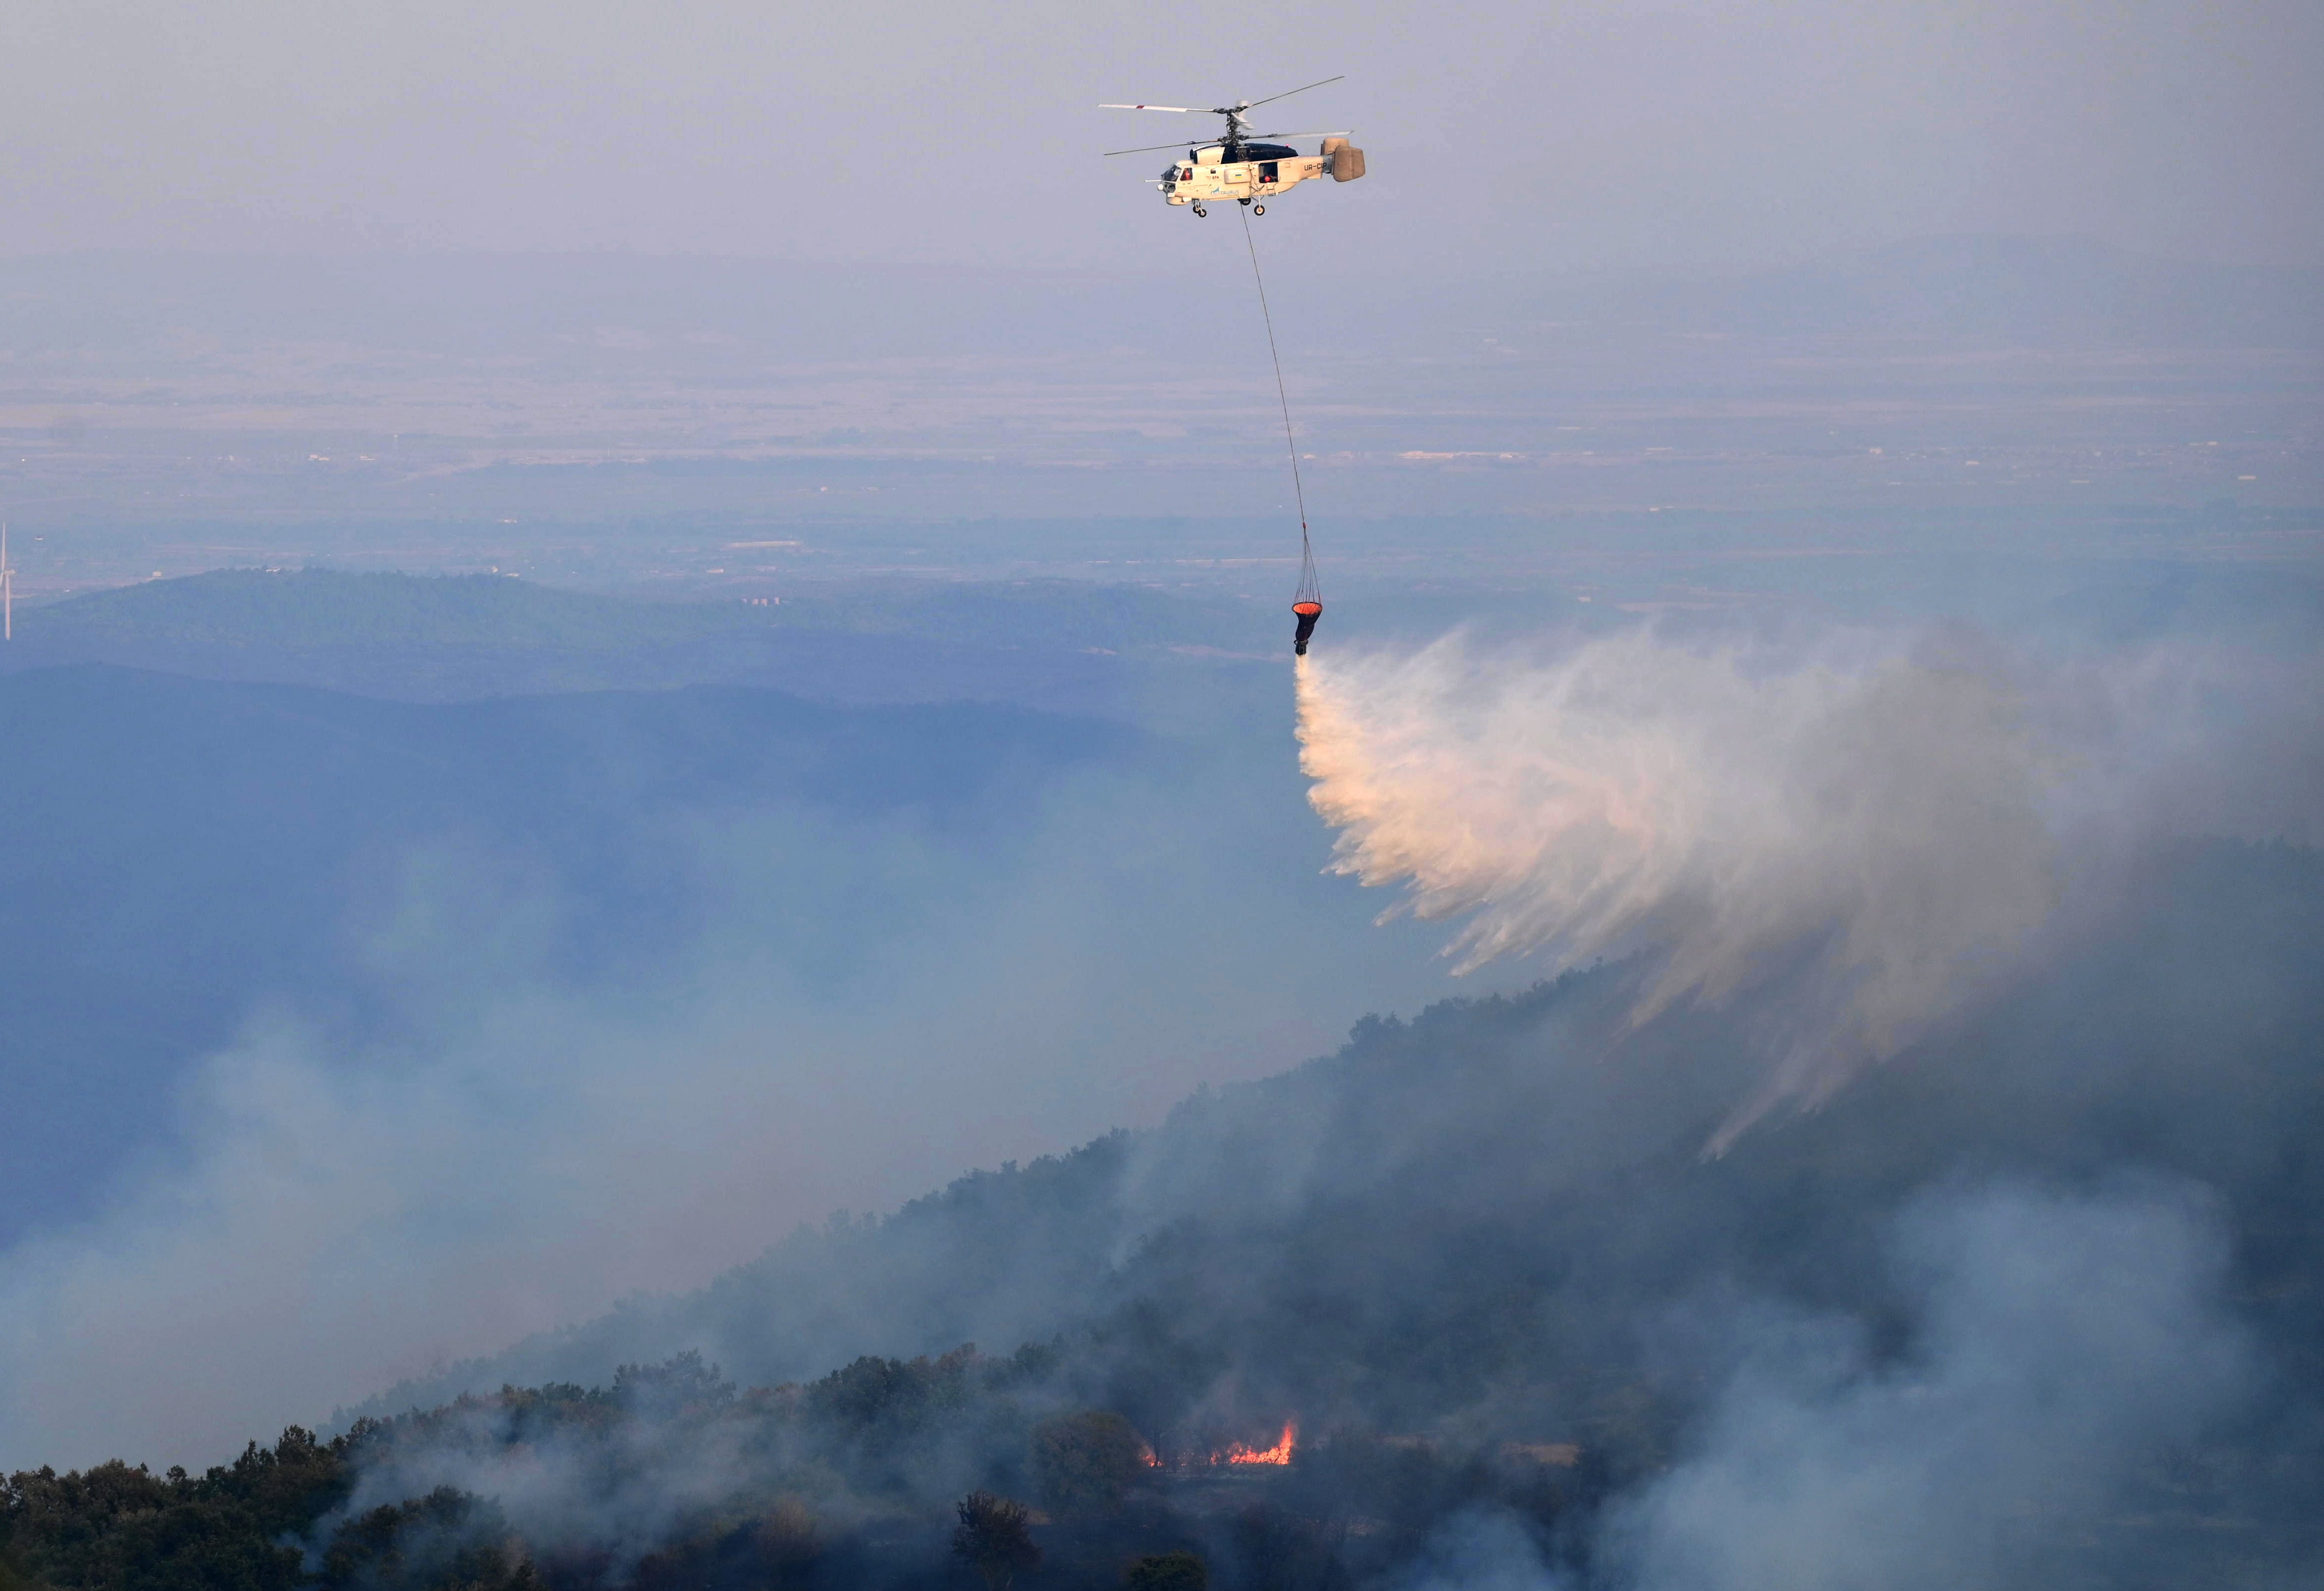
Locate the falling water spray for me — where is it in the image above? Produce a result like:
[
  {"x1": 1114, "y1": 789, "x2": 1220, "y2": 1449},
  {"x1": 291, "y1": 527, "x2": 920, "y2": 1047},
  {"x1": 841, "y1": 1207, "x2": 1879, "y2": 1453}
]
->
[{"x1": 1295, "y1": 632, "x2": 2062, "y2": 1140}]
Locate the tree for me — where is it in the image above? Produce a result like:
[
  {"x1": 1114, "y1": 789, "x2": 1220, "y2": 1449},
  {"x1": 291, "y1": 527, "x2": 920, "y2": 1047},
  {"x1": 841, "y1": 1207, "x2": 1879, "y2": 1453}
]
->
[
  {"x1": 1125, "y1": 1551, "x2": 1209, "y2": 1591},
  {"x1": 1031, "y1": 1410, "x2": 1147, "y2": 1513},
  {"x1": 610, "y1": 1351, "x2": 735, "y2": 1418},
  {"x1": 952, "y1": 1491, "x2": 1041, "y2": 1591}
]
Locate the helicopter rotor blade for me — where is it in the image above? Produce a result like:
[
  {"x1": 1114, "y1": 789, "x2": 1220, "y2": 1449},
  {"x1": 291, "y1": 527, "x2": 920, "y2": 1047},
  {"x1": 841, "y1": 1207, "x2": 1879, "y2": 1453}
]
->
[
  {"x1": 1239, "y1": 74, "x2": 1345, "y2": 112},
  {"x1": 1103, "y1": 139, "x2": 1218, "y2": 156},
  {"x1": 1104, "y1": 130, "x2": 1340, "y2": 156},
  {"x1": 1099, "y1": 103, "x2": 1199, "y2": 113}
]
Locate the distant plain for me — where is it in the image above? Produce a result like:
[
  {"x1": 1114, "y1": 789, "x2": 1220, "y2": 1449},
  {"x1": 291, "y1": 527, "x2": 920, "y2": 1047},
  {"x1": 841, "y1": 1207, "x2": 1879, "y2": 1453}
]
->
[{"x1": 1, "y1": 240, "x2": 2314, "y2": 615}]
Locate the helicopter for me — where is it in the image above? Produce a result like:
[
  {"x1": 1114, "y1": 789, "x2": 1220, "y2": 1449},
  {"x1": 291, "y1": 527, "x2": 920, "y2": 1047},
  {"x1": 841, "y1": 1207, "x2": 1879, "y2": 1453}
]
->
[{"x1": 1102, "y1": 75, "x2": 1365, "y2": 218}]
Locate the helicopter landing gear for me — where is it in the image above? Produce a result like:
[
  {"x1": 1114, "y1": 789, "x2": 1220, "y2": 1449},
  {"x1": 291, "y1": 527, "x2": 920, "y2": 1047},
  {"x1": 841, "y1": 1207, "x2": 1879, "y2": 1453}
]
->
[
  {"x1": 1253, "y1": 203, "x2": 1266, "y2": 215},
  {"x1": 1192, "y1": 203, "x2": 1207, "y2": 217},
  {"x1": 1238, "y1": 196, "x2": 1251, "y2": 206}
]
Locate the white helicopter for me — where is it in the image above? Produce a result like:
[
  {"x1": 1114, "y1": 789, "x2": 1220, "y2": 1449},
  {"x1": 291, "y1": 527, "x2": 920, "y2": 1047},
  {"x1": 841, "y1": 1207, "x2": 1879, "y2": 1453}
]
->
[{"x1": 1103, "y1": 75, "x2": 1365, "y2": 218}]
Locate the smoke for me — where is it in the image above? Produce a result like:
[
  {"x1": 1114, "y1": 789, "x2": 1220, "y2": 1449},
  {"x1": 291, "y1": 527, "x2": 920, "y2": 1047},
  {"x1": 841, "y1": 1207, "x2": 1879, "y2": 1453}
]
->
[
  {"x1": 7, "y1": 614, "x2": 2316, "y2": 1490},
  {"x1": 1609, "y1": 1179, "x2": 2263, "y2": 1591},
  {"x1": 1400, "y1": 1510, "x2": 1567, "y2": 1591},
  {"x1": 320, "y1": 1372, "x2": 783, "y2": 1577},
  {"x1": 1294, "y1": 627, "x2": 2321, "y2": 1140},
  {"x1": 0, "y1": 712, "x2": 1467, "y2": 1473}
]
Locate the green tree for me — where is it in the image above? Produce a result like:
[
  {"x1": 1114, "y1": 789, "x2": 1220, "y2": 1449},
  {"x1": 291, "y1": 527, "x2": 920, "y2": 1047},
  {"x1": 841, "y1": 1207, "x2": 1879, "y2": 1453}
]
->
[
  {"x1": 1124, "y1": 1551, "x2": 1208, "y2": 1591},
  {"x1": 1030, "y1": 1410, "x2": 1147, "y2": 1513},
  {"x1": 320, "y1": 1484, "x2": 531, "y2": 1591},
  {"x1": 1, "y1": 1427, "x2": 351, "y2": 1591},
  {"x1": 951, "y1": 1492, "x2": 1040, "y2": 1591}
]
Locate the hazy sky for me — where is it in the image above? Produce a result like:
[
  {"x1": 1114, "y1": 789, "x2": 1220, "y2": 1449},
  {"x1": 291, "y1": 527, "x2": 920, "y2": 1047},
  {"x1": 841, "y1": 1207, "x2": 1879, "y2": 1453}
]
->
[{"x1": 3, "y1": 0, "x2": 2318, "y2": 271}]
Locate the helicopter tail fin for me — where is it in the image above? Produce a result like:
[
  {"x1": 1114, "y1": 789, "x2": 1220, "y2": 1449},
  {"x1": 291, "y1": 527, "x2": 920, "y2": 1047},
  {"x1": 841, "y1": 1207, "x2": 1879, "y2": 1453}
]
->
[{"x1": 1323, "y1": 137, "x2": 1366, "y2": 181}]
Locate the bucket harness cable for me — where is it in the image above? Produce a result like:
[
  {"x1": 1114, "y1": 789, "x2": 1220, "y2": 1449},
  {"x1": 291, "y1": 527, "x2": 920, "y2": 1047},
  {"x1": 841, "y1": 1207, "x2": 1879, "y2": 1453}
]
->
[{"x1": 1239, "y1": 205, "x2": 1320, "y2": 606}]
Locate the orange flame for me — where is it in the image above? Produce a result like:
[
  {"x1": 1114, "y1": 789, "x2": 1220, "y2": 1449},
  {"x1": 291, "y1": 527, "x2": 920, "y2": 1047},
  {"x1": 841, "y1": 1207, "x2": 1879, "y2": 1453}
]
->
[{"x1": 1222, "y1": 1422, "x2": 1296, "y2": 1466}]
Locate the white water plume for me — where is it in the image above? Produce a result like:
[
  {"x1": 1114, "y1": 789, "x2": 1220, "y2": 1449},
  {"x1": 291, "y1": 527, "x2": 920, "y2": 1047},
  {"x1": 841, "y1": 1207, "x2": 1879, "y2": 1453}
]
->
[{"x1": 1294, "y1": 631, "x2": 2061, "y2": 1132}]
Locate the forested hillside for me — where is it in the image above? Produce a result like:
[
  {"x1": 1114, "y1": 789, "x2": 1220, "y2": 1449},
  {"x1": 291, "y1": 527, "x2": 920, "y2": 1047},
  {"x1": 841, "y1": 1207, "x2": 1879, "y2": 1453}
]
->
[
  {"x1": 353, "y1": 839, "x2": 2324, "y2": 1422},
  {"x1": 11, "y1": 838, "x2": 2319, "y2": 1590}
]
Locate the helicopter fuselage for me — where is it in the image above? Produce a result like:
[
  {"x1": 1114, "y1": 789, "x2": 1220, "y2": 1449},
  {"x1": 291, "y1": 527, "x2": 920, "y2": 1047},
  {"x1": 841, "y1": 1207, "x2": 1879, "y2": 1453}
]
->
[{"x1": 1160, "y1": 144, "x2": 1327, "y2": 207}]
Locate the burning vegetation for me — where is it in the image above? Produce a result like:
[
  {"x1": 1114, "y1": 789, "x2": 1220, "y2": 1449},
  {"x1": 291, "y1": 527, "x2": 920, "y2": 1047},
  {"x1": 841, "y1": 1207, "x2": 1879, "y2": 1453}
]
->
[
  {"x1": 1143, "y1": 1423, "x2": 1297, "y2": 1471},
  {"x1": 1221, "y1": 1423, "x2": 1295, "y2": 1467}
]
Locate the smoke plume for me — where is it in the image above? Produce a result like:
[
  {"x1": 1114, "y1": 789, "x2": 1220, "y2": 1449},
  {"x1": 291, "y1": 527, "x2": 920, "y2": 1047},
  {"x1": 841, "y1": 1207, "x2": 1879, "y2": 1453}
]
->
[{"x1": 1610, "y1": 1180, "x2": 2262, "y2": 1591}]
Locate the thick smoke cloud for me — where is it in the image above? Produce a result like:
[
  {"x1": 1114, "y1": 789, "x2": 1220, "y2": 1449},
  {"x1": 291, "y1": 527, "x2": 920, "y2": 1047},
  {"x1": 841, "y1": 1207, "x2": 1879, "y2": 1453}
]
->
[
  {"x1": 1295, "y1": 628, "x2": 2321, "y2": 1141},
  {"x1": 1379, "y1": 1180, "x2": 2278, "y2": 1591},
  {"x1": 321, "y1": 1378, "x2": 787, "y2": 1577},
  {"x1": 1400, "y1": 1511, "x2": 1569, "y2": 1591},
  {"x1": 1610, "y1": 1180, "x2": 2259, "y2": 1591},
  {"x1": 0, "y1": 739, "x2": 1464, "y2": 1473}
]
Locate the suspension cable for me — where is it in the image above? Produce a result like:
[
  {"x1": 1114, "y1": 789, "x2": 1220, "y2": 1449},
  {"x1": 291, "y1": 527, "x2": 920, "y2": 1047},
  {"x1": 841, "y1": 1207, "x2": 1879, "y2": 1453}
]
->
[{"x1": 1239, "y1": 204, "x2": 1318, "y2": 601}]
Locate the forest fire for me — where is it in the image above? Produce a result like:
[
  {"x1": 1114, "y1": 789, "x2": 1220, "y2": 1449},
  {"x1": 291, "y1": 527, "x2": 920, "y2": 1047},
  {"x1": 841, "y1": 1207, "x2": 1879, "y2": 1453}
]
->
[
  {"x1": 1221, "y1": 1422, "x2": 1296, "y2": 1466},
  {"x1": 1142, "y1": 1422, "x2": 1299, "y2": 1470}
]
